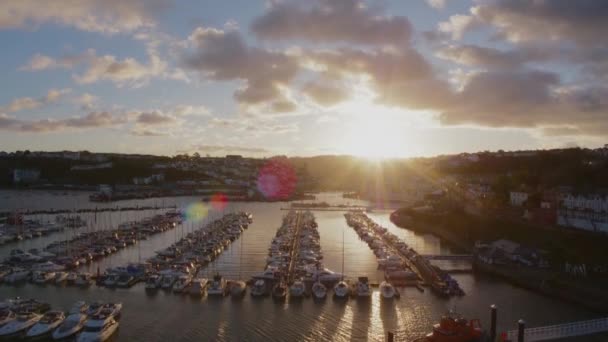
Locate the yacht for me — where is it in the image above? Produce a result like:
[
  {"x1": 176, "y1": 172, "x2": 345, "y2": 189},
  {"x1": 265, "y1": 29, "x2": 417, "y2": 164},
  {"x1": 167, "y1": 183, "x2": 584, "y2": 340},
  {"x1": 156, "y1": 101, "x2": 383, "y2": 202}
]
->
[
  {"x1": 207, "y1": 274, "x2": 227, "y2": 296},
  {"x1": 333, "y1": 280, "x2": 350, "y2": 299},
  {"x1": 312, "y1": 281, "x2": 327, "y2": 300},
  {"x1": 160, "y1": 274, "x2": 177, "y2": 289},
  {"x1": 26, "y1": 311, "x2": 65, "y2": 338},
  {"x1": 86, "y1": 302, "x2": 103, "y2": 316},
  {"x1": 99, "y1": 303, "x2": 122, "y2": 320},
  {"x1": 103, "y1": 273, "x2": 120, "y2": 287},
  {"x1": 189, "y1": 278, "x2": 208, "y2": 297},
  {"x1": 54, "y1": 271, "x2": 69, "y2": 284},
  {"x1": 77, "y1": 315, "x2": 119, "y2": 342},
  {"x1": 145, "y1": 274, "x2": 162, "y2": 291},
  {"x1": 355, "y1": 277, "x2": 372, "y2": 297},
  {"x1": 229, "y1": 280, "x2": 247, "y2": 297},
  {"x1": 289, "y1": 279, "x2": 306, "y2": 298},
  {"x1": 272, "y1": 282, "x2": 287, "y2": 300},
  {"x1": 172, "y1": 274, "x2": 192, "y2": 293},
  {"x1": 32, "y1": 271, "x2": 56, "y2": 284},
  {"x1": 0, "y1": 312, "x2": 42, "y2": 337},
  {"x1": 75, "y1": 273, "x2": 94, "y2": 287},
  {"x1": 4, "y1": 268, "x2": 30, "y2": 283},
  {"x1": 52, "y1": 308, "x2": 87, "y2": 340},
  {"x1": 116, "y1": 274, "x2": 136, "y2": 288},
  {"x1": 312, "y1": 268, "x2": 343, "y2": 283},
  {"x1": 250, "y1": 279, "x2": 267, "y2": 297},
  {"x1": 0, "y1": 309, "x2": 16, "y2": 326},
  {"x1": 380, "y1": 281, "x2": 397, "y2": 299}
]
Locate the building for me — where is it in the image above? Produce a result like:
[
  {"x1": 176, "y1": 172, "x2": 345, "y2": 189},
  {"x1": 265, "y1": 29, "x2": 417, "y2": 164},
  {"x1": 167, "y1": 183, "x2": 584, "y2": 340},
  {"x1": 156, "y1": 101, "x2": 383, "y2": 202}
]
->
[
  {"x1": 13, "y1": 169, "x2": 40, "y2": 184},
  {"x1": 70, "y1": 162, "x2": 113, "y2": 171},
  {"x1": 557, "y1": 193, "x2": 608, "y2": 233},
  {"x1": 510, "y1": 191, "x2": 529, "y2": 206},
  {"x1": 132, "y1": 174, "x2": 164, "y2": 185}
]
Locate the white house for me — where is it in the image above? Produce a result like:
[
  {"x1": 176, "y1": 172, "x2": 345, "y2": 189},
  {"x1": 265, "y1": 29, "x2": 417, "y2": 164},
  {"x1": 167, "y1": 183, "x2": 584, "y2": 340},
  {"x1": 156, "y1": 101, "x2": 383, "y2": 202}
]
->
[{"x1": 510, "y1": 191, "x2": 529, "y2": 206}]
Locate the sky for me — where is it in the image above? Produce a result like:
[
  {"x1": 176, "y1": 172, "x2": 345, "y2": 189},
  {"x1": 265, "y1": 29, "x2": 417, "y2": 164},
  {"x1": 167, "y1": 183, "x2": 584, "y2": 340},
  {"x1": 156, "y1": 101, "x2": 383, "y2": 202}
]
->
[{"x1": 0, "y1": 0, "x2": 606, "y2": 158}]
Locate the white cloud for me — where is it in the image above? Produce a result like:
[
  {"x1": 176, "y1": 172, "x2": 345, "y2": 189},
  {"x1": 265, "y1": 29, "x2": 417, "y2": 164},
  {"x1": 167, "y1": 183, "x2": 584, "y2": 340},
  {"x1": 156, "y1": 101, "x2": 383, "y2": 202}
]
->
[{"x1": 1, "y1": 88, "x2": 71, "y2": 113}]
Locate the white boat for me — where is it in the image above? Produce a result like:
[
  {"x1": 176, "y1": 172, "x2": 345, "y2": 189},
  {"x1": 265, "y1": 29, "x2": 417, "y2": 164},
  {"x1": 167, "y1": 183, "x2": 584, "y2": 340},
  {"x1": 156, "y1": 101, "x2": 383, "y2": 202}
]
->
[
  {"x1": 160, "y1": 274, "x2": 176, "y2": 289},
  {"x1": 355, "y1": 277, "x2": 371, "y2": 297},
  {"x1": 0, "y1": 309, "x2": 16, "y2": 326},
  {"x1": 229, "y1": 280, "x2": 247, "y2": 297},
  {"x1": 26, "y1": 310, "x2": 65, "y2": 338},
  {"x1": 52, "y1": 312, "x2": 87, "y2": 340},
  {"x1": 68, "y1": 301, "x2": 88, "y2": 315},
  {"x1": 172, "y1": 274, "x2": 192, "y2": 293},
  {"x1": 0, "y1": 312, "x2": 41, "y2": 337},
  {"x1": 189, "y1": 278, "x2": 208, "y2": 297},
  {"x1": 380, "y1": 281, "x2": 397, "y2": 299},
  {"x1": 4, "y1": 268, "x2": 30, "y2": 283},
  {"x1": 289, "y1": 280, "x2": 306, "y2": 298},
  {"x1": 145, "y1": 274, "x2": 162, "y2": 290},
  {"x1": 207, "y1": 274, "x2": 226, "y2": 296},
  {"x1": 32, "y1": 270, "x2": 56, "y2": 284},
  {"x1": 75, "y1": 273, "x2": 94, "y2": 287},
  {"x1": 312, "y1": 268, "x2": 343, "y2": 283},
  {"x1": 86, "y1": 302, "x2": 103, "y2": 316},
  {"x1": 77, "y1": 315, "x2": 119, "y2": 342},
  {"x1": 312, "y1": 281, "x2": 327, "y2": 299},
  {"x1": 55, "y1": 271, "x2": 69, "y2": 284},
  {"x1": 250, "y1": 279, "x2": 267, "y2": 297},
  {"x1": 98, "y1": 303, "x2": 122, "y2": 320},
  {"x1": 333, "y1": 280, "x2": 350, "y2": 299}
]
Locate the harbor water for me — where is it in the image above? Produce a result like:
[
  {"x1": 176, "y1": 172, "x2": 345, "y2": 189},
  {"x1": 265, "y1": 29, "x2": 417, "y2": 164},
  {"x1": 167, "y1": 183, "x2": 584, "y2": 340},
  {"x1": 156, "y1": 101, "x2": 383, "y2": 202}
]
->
[{"x1": 0, "y1": 191, "x2": 602, "y2": 341}]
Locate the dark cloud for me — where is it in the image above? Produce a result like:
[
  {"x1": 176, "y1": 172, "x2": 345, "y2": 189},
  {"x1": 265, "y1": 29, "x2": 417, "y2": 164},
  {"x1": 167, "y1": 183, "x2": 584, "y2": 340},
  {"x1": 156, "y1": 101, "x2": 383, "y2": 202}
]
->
[
  {"x1": 181, "y1": 27, "x2": 298, "y2": 106},
  {"x1": 251, "y1": 0, "x2": 411, "y2": 46},
  {"x1": 302, "y1": 81, "x2": 349, "y2": 106},
  {"x1": 136, "y1": 111, "x2": 177, "y2": 125}
]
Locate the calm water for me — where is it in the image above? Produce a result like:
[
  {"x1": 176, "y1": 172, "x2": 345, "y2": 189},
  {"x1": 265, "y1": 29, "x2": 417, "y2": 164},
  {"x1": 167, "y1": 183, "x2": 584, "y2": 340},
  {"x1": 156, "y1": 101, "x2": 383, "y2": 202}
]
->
[{"x1": 0, "y1": 191, "x2": 602, "y2": 341}]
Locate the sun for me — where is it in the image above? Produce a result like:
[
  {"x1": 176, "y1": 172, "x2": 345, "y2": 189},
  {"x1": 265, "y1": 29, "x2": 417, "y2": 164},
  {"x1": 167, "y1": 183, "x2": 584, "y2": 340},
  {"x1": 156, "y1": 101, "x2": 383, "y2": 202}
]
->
[{"x1": 335, "y1": 97, "x2": 411, "y2": 160}]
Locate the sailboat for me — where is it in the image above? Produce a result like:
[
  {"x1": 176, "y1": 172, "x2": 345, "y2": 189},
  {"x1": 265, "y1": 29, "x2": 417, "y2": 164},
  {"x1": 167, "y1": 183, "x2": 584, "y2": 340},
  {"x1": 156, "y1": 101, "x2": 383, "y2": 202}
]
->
[{"x1": 333, "y1": 227, "x2": 350, "y2": 299}]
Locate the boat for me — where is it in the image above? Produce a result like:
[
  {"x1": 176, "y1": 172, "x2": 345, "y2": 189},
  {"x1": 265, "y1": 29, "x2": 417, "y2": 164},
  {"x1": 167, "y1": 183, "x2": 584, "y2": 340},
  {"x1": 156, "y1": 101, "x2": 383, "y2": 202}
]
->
[
  {"x1": 229, "y1": 280, "x2": 247, "y2": 297},
  {"x1": 355, "y1": 277, "x2": 371, "y2": 297},
  {"x1": 77, "y1": 315, "x2": 119, "y2": 342},
  {"x1": 103, "y1": 273, "x2": 120, "y2": 287},
  {"x1": 380, "y1": 281, "x2": 397, "y2": 299},
  {"x1": 417, "y1": 312, "x2": 483, "y2": 342},
  {"x1": 54, "y1": 271, "x2": 69, "y2": 284},
  {"x1": 333, "y1": 280, "x2": 350, "y2": 299},
  {"x1": 312, "y1": 281, "x2": 327, "y2": 300},
  {"x1": 32, "y1": 270, "x2": 56, "y2": 284},
  {"x1": 52, "y1": 311, "x2": 87, "y2": 340},
  {"x1": 86, "y1": 302, "x2": 103, "y2": 316},
  {"x1": 272, "y1": 281, "x2": 287, "y2": 300},
  {"x1": 160, "y1": 274, "x2": 176, "y2": 289},
  {"x1": 0, "y1": 312, "x2": 42, "y2": 337},
  {"x1": 189, "y1": 278, "x2": 208, "y2": 297},
  {"x1": 4, "y1": 268, "x2": 30, "y2": 283},
  {"x1": 116, "y1": 274, "x2": 137, "y2": 288},
  {"x1": 145, "y1": 274, "x2": 162, "y2": 291},
  {"x1": 250, "y1": 279, "x2": 267, "y2": 297},
  {"x1": 207, "y1": 274, "x2": 227, "y2": 296},
  {"x1": 0, "y1": 309, "x2": 16, "y2": 326},
  {"x1": 172, "y1": 274, "x2": 192, "y2": 293},
  {"x1": 289, "y1": 279, "x2": 306, "y2": 298},
  {"x1": 75, "y1": 273, "x2": 94, "y2": 287},
  {"x1": 66, "y1": 272, "x2": 78, "y2": 285},
  {"x1": 98, "y1": 303, "x2": 122, "y2": 321},
  {"x1": 26, "y1": 310, "x2": 65, "y2": 338}
]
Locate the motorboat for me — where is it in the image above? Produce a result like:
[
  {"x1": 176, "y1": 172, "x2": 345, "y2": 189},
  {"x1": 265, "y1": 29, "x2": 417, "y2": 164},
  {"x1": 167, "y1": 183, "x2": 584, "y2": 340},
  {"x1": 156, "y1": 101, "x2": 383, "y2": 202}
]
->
[
  {"x1": 312, "y1": 268, "x2": 343, "y2": 283},
  {"x1": 0, "y1": 312, "x2": 42, "y2": 337},
  {"x1": 32, "y1": 271, "x2": 56, "y2": 284},
  {"x1": 55, "y1": 271, "x2": 69, "y2": 284},
  {"x1": 103, "y1": 273, "x2": 120, "y2": 287},
  {"x1": 289, "y1": 279, "x2": 306, "y2": 298},
  {"x1": 68, "y1": 301, "x2": 89, "y2": 315},
  {"x1": 52, "y1": 312, "x2": 87, "y2": 340},
  {"x1": 417, "y1": 312, "x2": 483, "y2": 342},
  {"x1": 116, "y1": 274, "x2": 137, "y2": 288},
  {"x1": 145, "y1": 274, "x2": 162, "y2": 291},
  {"x1": 189, "y1": 278, "x2": 208, "y2": 297},
  {"x1": 380, "y1": 281, "x2": 397, "y2": 299},
  {"x1": 172, "y1": 274, "x2": 192, "y2": 293},
  {"x1": 160, "y1": 274, "x2": 176, "y2": 289},
  {"x1": 0, "y1": 309, "x2": 16, "y2": 326},
  {"x1": 26, "y1": 310, "x2": 65, "y2": 338},
  {"x1": 75, "y1": 273, "x2": 94, "y2": 287},
  {"x1": 31, "y1": 261, "x2": 65, "y2": 272},
  {"x1": 86, "y1": 302, "x2": 103, "y2": 316},
  {"x1": 312, "y1": 281, "x2": 327, "y2": 300},
  {"x1": 66, "y1": 272, "x2": 78, "y2": 284},
  {"x1": 77, "y1": 315, "x2": 119, "y2": 342},
  {"x1": 207, "y1": 274, "x2": 227, "y2": 296},
  {"x1": 250, "y1": 279, "x2": 267, "y2": 297},
  {"x1": 229, "y1": 280, "x2": 247, "y2": 297},
  {"x1": 333, "y1": 280, "x2": 350, "y2": 299},
  {"x1": 272, "y1": 282, "x2": 287, "y2": 300},
  {"x1": 98, "y1": 303, "x2": 122, "y2": 320},
  {"x1": 355, "y1": 277, "x2": 371, "y2": 297},
  {"x1": 4, "y1": 268, "x2": 30, "y2": 283}
]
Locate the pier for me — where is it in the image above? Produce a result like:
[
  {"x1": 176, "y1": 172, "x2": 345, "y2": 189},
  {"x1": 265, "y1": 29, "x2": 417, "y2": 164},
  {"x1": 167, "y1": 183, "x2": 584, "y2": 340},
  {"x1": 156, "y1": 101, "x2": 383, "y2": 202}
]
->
[
  {"x1": 421, "y1": 254, "x2": 473, "y2": 261},
  {"x1": 286, "y1": 211, "x2": 303, "y2": 284},
  {"x1": 504, "y1": 317, "x2": 608, "y2": 341}
]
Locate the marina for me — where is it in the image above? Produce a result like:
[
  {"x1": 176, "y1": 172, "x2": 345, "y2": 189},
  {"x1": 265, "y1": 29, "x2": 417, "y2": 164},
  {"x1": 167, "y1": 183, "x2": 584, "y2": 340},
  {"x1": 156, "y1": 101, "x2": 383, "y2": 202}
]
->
[{"x1": 0, "y1": 192, "x2": 603, "y2": 341}]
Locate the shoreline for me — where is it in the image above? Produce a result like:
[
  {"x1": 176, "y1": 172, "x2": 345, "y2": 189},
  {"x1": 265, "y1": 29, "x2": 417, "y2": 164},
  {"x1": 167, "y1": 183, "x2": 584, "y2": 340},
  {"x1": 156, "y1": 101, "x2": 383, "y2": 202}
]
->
[{"x1": 390, "y1": 211, "x2": 608, "y2": 314}]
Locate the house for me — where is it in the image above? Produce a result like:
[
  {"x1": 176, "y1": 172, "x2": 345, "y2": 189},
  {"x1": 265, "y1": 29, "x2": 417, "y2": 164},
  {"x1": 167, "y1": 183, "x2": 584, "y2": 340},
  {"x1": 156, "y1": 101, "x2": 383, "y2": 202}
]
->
[
  {"x1": 132, "y1": 174, "x2": 164, "y2": 185},
  {"x1": 13, "y1": 169, "x2": 40, "y2": 184},
  {"x1": 70, "y1": 162, "x2": 113, "y2": 171},
  {"x1": 510, "y1": 191, "x2": 529, "y2": 206}
]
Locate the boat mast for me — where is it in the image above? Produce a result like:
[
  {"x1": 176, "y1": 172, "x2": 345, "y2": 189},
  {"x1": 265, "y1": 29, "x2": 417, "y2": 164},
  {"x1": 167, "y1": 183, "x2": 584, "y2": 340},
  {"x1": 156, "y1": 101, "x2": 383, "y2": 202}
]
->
[{"x1": 341, "y1": 226, "x2": 345, "y2": 281}]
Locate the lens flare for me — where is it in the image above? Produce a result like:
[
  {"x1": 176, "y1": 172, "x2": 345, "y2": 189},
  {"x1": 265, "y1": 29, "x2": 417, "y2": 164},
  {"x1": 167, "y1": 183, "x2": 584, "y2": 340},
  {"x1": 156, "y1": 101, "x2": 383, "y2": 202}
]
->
[
  {"x1": 257, "y1": 158, "x2": 297, "y2": 200},
  {"x1": 184, "y1": 202, "x2": 209, "y2": 222},
  {"x1": 210, "y1": 192, "x2": 228, "y2": 211}
]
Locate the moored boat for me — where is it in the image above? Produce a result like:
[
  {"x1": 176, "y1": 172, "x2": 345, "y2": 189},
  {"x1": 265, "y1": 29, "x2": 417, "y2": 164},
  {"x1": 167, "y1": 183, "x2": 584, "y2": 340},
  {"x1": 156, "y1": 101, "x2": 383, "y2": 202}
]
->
[
  {"x1": 189, "y1": 278, "x2": 208, "y2": 297},
  {"x1": 250, "y1": 279, "x2": 267, "y2": 297},
  {"x1": 0, "y1": 312, "x2": 42, "y2": 337},
  {"x1": 272, "y1": 281, "x2": 287, "y2": 300},
  {"x1": 312, "y1": 281, "x2": 327, "y2": 300},
  {"x1": 289, "y1": 279, "x2": 306, "y2": 298},
  {"x1": 333, "y1": 280, "x2": 350, "y2": 299},
  {"x1": 77, "y1": 314, "x2": 119, "y2": 342},
  {"x1": 207, "y1": 274, "x2": 227, "y2": 296},
  {"x1": 26, "y1": 310, "x2": 65, "y2": 338},
  {"x1": 355, "y1": 277, "x2": 371, "y2": 298},
  {"x1": 229, "y1": 280, "x2": 247, "y2": 297}
]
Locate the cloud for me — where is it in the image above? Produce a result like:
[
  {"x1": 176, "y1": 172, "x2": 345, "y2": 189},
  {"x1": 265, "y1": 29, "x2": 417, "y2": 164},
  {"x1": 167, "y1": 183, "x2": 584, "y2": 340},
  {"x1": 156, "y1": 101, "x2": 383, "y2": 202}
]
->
[
  {"x1": 436, "y1": 44, "x2": 551, "y2": 69},
  {"x1": 302, "y1": 81, "x2": 349, "y2": 106},
  {"x1": 191, "y1": 144, "x2": 270, "y2": 154},
  {"x1": 0, "y1": 111, "x2": 126, "y2": 133},
  {"x1": 251, "y1": 0, "x2": 412, "y2": 46},
  {"x1": 181, "y1": 27, "x2": 298, "y2": 106},
  {"x1": 172, "y1": 105, "x2": 210, "y2": 116},
  {"x1": 1, "y1": 88, "x2": 71, "y2": 113},
  {"x1": 135, "y1": 111, "x2": 177, "y2": 125},
  {"x1": 0, "y1": 0, "x2": 168, "y2": 34},
  {"x1": 426, "y1": 0, "x2": 446, "y2": 10},
  {"x1": 438, "y1": 14, "x2": 478, "y2": 40},
  {"x1": 130, "y1": 128, "x2": 167, "y2": 136},
  {"x1": 73, "y1": 93, "x2": 98, "y2": 110}
]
